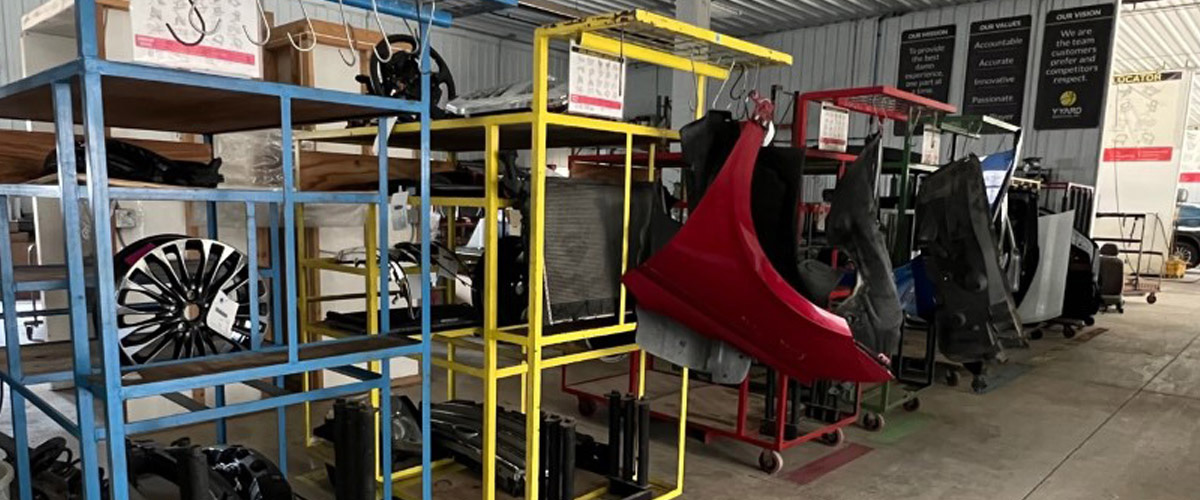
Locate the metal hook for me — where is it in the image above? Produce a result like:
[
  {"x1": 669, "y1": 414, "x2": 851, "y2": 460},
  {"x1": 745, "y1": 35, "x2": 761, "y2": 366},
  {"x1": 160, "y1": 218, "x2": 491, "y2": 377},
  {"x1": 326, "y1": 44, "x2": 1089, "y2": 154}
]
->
[
  {"x1": 336, "y1": 0, "x2": 360, "y2": 67},
  {"x1": 710, "y1": 59, "x2": 736, "y2": 110},
  {"x1": 369, "y1": 0, "x2": 396, "y2": 63},
  {"x1": 287, "y1": 0, "x2": 318, "y2": 52},
  {"x1": 242, "y1": 0, "x2": 271, "y2": 47},
  {"x1": 417, "y1": 0, "x2": 438, "y2": 71},
  {"x1": 188, "y1": 0, "x2": 222, "y2": 35},
  {"x1": 166, "y1": 0, "x2": 206, "y2": 47}
]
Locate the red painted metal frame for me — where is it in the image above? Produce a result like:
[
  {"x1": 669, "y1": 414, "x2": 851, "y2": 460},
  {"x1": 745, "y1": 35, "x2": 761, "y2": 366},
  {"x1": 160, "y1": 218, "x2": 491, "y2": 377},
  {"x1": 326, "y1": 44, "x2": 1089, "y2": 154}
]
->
[
  {"x1": 561, "y1": 354, "x2": 860, "y2": 456},
  {"x1": 792, "y1": 85, "x2": 957, "y2": 159}
]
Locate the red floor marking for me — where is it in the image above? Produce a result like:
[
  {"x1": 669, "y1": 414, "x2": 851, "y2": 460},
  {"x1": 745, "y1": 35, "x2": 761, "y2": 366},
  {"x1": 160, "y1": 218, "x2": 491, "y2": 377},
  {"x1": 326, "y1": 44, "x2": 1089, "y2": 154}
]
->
[{"x1": 785, "y1": 443, "x2": 873, "y2": 485}]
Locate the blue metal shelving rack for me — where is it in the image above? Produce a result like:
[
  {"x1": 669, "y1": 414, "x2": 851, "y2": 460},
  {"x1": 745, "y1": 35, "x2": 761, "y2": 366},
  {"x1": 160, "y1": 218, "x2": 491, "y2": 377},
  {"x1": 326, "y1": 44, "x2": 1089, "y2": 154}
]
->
[{"x1": 0, "y1": 1, "x2": 512, "y2": 499}]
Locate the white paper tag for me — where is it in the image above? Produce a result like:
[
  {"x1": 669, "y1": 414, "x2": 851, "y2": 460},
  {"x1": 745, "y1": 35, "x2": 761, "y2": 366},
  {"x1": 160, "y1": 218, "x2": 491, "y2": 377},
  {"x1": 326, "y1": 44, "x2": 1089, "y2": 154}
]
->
[
  {"x1": 922, "y1": 128, "x2": 942, "y2": 165},
  {"x1": 391, "y1": 191, "x2": 411, "y2": 231},
  {"x1": 206, "y1": 291, "x2": 239, "y2": 338},
  {"x1": 129, "y1": 0, "x2": 262, "y2": 79},
  {"x1": 818, "y1": 103, "x2": 850, "y2": 152},
  {"x1": 568, "y1": 42, "x2": 626, "y2": 120},
  {"x1": 373, "y1": 117, "x2": 399, "y2": 155}
]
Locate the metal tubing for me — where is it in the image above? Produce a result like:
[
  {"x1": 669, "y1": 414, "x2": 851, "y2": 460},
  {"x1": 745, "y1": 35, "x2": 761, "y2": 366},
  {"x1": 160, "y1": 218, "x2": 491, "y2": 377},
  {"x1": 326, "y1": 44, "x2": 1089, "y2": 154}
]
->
[
  {"x1": 281, "y1": 96, "x2": 299, "y2": 365},
  {"x1": 525, "y1": 26, "x2": 551, "y2": 500},
  {"x1": 206, "y1": 201, "x2": 228, "y2": 445},
  {"x1": 483, "y1": 124, "x2": 501, "y2": 500},
  {"x1": 247, "y1": 203, "x2": 261, "y2": 350},
  {"x1": 80, "y1": 62, "x2": 131, "y2": 500},
  {"x1": 418, "y1": 15, "x2": 434, "y2": 500},
  {"x1": 0, "y1": 199, "x2": 32, "y2": 500},
  {"x1": 269, "y1": 202, "x2": 287, "y2": 478}
]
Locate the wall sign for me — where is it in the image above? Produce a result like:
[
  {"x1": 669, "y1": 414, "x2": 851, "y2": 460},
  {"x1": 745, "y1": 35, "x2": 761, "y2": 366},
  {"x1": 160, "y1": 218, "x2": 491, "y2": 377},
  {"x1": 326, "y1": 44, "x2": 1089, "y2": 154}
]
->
[
  {"x1": 130, "y1": 0, "x2": 262, "y2": 79},
  {"x1": 962, "y1": 15, "x2": 1032, "y2": 126},
  {"x1": 1033, "y1": 4, "x2": 1115, "y2": 130},
  {"x1": 896, "y1": 25, "x2": 956, "y2": 135},
  {"x1": 568, "y1": 42, "x2": 627, "y2": 120},
  {"x1": 818, "y1": 103, "x2": 850, "y2": 152}
]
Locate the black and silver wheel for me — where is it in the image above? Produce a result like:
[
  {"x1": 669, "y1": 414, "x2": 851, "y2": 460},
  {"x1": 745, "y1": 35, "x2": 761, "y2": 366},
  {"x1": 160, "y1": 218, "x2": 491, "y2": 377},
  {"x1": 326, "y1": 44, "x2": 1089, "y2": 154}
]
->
[
  {"x1": 819, "y1": 428, "x2": 844, "y2": 446},
  {"x1": 115, "y1": 236, "x2": 267, "y2": 365},
  {"x1": 858, "y1": 412, "x2": 885, "y2": 432},
  {"x1": 758, "y1": 449, "x2": 784, "y2": 475}
]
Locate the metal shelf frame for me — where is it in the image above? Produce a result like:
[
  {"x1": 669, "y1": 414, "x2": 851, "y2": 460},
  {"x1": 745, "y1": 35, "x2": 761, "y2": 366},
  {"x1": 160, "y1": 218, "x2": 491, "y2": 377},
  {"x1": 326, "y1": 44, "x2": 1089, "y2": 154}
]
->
[
  {"x1": 0, "y1": 1, "x2": 483, "y2": 499},
  {"x1": 297, "y1": 9, "x2": 790, "y2": 500}
]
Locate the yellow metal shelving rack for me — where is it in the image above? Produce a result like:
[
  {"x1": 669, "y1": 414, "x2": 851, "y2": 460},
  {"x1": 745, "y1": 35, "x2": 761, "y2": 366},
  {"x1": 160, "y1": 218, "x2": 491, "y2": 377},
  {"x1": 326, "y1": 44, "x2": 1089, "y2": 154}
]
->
[{"x1": 297, "y1": 9, "x2": 791, "y2": 500}]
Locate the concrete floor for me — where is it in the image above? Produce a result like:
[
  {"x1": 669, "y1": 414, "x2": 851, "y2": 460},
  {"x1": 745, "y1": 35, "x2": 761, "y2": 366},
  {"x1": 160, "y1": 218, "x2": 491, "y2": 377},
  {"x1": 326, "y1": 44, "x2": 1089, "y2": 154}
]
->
[{"x1": 5, "y1": 279, "x2": 1200, "y2": 499}]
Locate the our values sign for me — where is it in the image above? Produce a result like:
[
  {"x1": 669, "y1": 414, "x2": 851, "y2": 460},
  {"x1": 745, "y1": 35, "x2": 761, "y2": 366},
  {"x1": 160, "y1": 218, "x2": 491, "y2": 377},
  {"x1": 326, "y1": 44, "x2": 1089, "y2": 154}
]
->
[
  {"x1": 1033, "y1": 4, "x2": 1115, "y2": 130},
  {"x1": 962, "y1": 15, "x2": 1032, "y2": 126},
  {"x1": 896, "y1": 25, "x2": 956, "y2": 135}
]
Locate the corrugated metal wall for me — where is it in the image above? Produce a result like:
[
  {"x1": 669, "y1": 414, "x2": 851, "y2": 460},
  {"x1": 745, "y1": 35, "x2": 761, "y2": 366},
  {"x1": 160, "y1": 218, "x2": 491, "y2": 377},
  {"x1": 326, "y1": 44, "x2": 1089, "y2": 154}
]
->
[{"x1": 748, "y1": 0, "x2": 1119, "y2": 185}]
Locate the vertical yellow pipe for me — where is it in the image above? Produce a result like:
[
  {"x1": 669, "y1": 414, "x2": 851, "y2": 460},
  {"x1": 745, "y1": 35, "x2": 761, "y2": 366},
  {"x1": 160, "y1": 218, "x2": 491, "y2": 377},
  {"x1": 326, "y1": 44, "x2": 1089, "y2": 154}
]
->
[
  {"x1": 365, "y1": 205, "x2": 382, "y2": 481},
  {"x1": 525, "y1": 28, "x2": 551, "y2": 500},
  {"x1": 648, "y1": 142, "x2": 657, "y2": 183},
  {"x1": 482, "y1": 125, "x2": 501, "y2": 500},
  {"x1": 298, "y1": 205, "x2": 312, "y2": 445},
  {"x1": 446, "y1": 207, "x2": 457, "y2": 401},
  {"x1": 618, "y1": 132, "x2": 633, "y2": 325}
]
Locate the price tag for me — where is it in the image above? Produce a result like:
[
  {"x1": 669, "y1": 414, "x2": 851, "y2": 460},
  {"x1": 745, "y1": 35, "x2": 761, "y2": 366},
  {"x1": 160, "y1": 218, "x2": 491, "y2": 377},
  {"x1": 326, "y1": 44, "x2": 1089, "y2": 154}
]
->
[
  {"x1": 818, "y1": 103, "x2": 850, "y2": 152},
  {"x1": 129, "y1": 0, "x2": 262, "y2": 79},
  {"x1": 391, "y1": 191, "x2": 411, "y2": 231},
  {"x1": 568, "y1": 42, "x2": 626, "y2": 120},
  {"x1": 922, "y1": 127, "x2": 942, "y2": 165},
  {"x1": 205, "y1": 291, "x2": 239, "y2": 338}
]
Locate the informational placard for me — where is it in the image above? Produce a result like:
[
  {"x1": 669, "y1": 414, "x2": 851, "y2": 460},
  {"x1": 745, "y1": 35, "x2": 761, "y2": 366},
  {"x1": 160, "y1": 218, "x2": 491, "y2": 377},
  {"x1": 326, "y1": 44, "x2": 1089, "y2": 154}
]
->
[
  {"x1": 962, "y1": 15, "x2": 1033, "y2": 126},
  {"x1": 922, "y1": 127, "x2": 942, "y2": 165},
  {"x1": 818, "y1": 103, "x2": 850, "y2": 152},
  {"x1": 206, "y1": 291, "x2": 238, "y2": 337},
  {"x1": 1033, "y1": 4, "x2": 1115, "y2": 130},
  {"x1": 898, "y1": 25, "x2": 957, "y2": 103},
  {"x1": 568, "y1": 42, "x2": 626, "y2": 120},
  {"x1": 896, "y1": 25, "x2": 956, "y2": 135},
  {"x1": 1094, "y1": 69, "x2": 1192, "y2": 274},
  {"x1": 129, "y1": 0, "x2": 262, "y2": 79}
]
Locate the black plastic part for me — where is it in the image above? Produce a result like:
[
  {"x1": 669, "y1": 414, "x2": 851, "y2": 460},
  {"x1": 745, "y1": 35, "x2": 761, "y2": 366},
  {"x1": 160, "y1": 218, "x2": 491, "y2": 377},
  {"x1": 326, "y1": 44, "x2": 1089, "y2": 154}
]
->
[
  {"x1": 561, "y1": 419, "x2": 577, "y2": 500},
  {"x1": 547, "y1": 415, "x2": 563, "y2": 500},
  {"x1": 622, "y1": 396, "x2": 637, "y2": 482},
  {"x1": 607, "y1": 392, "x2": 622, "y2": 477},
  {"x1": 636, "y1": 400, "x2": 650, "y2": 488},
  {"x1": 177, "y1": 446, "x2": 210, "y2": 500},
  {"x1": 333, "y1": 400, "x2": 376, "y2": 500},
  {"x1": 760, "y1": 369, "x2": 777, "y2": 437}
]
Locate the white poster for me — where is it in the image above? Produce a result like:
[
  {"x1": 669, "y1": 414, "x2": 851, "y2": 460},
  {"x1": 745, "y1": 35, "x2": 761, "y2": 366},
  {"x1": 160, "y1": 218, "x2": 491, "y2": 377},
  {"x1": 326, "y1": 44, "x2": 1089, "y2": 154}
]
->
[
  {"x1": 1094, "y1": 70, "x2": 1192, "y2": 274},
  {"x1": 130, "y1": 0, "x2": 262, "y2": 79},
  {"x1": 921, "y1": 127, "x2": 941, "y2": 165},
  {"x1": 568, "y1": 42, "x2": 626, "y2": 120},
  {"x1": 818, "y1": 103, "x2": 849, "y2": 152}
]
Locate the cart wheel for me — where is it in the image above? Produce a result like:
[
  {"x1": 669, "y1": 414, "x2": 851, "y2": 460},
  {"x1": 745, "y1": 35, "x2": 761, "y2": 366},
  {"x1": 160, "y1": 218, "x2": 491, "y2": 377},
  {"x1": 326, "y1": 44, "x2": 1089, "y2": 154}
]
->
[
  {"x1": 971, "y1": 377, "x2": 988, "y2": 394},
  {"x1": 758, "y1": 450, "x2": 784, "y2": 475},
  {"x1": 819, "y1": 429, "x2": 844, "y2": 447},
  {"x1": 577, "y1": 397, "x2": 597, "y2": 418},
  {"x1": 1084, "y1": 317, "x2": 1095, "y2": 326},
  {"x1": 1118, "y1": 305, "x2": 1125, "y2": 314},
  {"x1": 1147, "y1": 293, "x2": 1157, "y2": 304},
  {"x1": 944, "y1": 369, "x2": 960, "y2": 387},
  {"x1": 1062, "y1": 326, "x2": 1076, "y2": 339},
  {"x1": 903, "y1": 397, "x2": 921, "y2": 412},
  {"x1": 1029, "y1": 328, "x2": 1044, "y2": 340},
  {"x1": 859, "y1": 412, "x2": 885, "y2": 432}
]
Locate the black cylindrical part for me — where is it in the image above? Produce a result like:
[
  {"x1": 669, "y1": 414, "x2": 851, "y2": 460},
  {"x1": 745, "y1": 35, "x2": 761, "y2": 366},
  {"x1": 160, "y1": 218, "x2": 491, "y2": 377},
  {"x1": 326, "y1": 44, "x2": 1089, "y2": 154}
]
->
[
  {"x1": 561, "y1": 419, "x2": 577, "y2": 500},
  {"x1": 637, "y1": 399, "x2": 651, "y2": 487},
  {"x1": 607, "y1": 392, "x2": 622, "y2": 477},
  {"x1": 763, "y1": 369, "x2": 777, "y2": 417},
  {"x1": 177, "y1": 445, "x2": 209, "y2": 500},
  {"x1": 541, "y1": 413, "x2": 552, "y2": 498},
  {"x1": 547, "y1": 415, "x2": 563, "y2": 500},
  {"x1": 622, "y1": 395, "x2": 636, "y2": 482}
]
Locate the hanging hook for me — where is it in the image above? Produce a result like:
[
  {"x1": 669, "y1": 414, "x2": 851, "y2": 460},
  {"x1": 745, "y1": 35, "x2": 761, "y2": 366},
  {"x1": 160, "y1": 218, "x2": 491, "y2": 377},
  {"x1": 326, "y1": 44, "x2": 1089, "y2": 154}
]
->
[
  {"x1": 166, "y1": 0, "x2": 207, "y2": 47},
  {"x1": 287, "y1": 0, "x2": 318, "y2": 52},
  {"x1": 188, "y1": 0, "x2": 222, "y2": 36},
  {"x1": 369, "y1": 0, "x2": 396, "y2": 63},
  {"x1": 687, "y1": 51, "x2": 699, "y2": 114},
  {"x1": 242, "y1": 0, "x2": 271, "y2": 47},
  {"x1": 335, "y1": 0, "x2": 360, "y2": 66},
  {"x1": 417, "y1": 0, "x2": 439, "y2": 71},
  {"x1": 710, "y1": 59, "x2": 736, "y2": 110}
]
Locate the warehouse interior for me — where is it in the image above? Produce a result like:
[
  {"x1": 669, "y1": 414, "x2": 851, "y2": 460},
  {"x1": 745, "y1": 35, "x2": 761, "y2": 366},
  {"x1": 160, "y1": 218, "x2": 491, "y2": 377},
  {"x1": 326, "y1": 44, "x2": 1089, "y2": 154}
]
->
[{"x1": 0, "y1": 0, "x2": 1198, "y2": 499}]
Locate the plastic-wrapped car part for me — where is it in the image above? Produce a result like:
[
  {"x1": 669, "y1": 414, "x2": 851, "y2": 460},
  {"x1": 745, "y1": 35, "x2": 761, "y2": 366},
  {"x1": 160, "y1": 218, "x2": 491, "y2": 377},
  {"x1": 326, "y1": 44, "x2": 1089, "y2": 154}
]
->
[
  {"x1": 44, "y1": 138, "x2": 224, "y2": 188},
  {"x1": 822, "y1": 136, "x2": 903, "y2": 360},
  {"x1": 444, "y1": 78, "x2": 569, "y2": 117},
  {"x1": 623, "y1": 98, "x2": 892, "y2": 384},
  {"x1": 914, "y1": 156, "x2": 1022, "y2": 364}
]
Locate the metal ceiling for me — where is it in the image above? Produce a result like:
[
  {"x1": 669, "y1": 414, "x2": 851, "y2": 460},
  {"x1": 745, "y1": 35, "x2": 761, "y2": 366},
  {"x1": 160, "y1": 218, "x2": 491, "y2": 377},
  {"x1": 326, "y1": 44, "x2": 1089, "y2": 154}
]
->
[
  {"x1": 453, "y1": 0, "x2": 981, "y2": 38},
  {"x1": 1114, "y1": 0, "x2": 1200, "y2": 128}
]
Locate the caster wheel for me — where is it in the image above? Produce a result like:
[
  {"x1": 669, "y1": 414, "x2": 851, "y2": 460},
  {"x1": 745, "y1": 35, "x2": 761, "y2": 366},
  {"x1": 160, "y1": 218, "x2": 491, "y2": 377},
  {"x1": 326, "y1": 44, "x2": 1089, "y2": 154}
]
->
[
  {"x1": 971, "y1": 377, "x2": 988, "y2": 394},
  {"x1": 944, "y1": 369, "x2": 960, "y2": 387},
  {"x1": 1084, "y1": 317, "x2": 1095, "y2": 326},
  {"x1": 758, "y1": 450, "x2": 784, "y2": 475},
  {"x1": 859, "y1": 412, "x2": 885, "y2": 432},
  {"x1": 903, "y1": 398, "x2": 921, "y2": 412},
  {"x1": 1029, "y1": 328, "x2": 1044, "y2": 340},
  {"x1": 819, "y1": 428, "x2": 844, "y2": 447},
  {"x1": 577, "y1": 397, "x2": 597, "y2": 417},
  {"x1": 1147, "y1": 294, "x2": 1157, "y2": 304},
  {"x1": 1062, "y1": 326, "x2": 1076, "y2": 339},
  {"x1": 1118, "y1": 306, "x2": 1125, "y2": 314}
]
